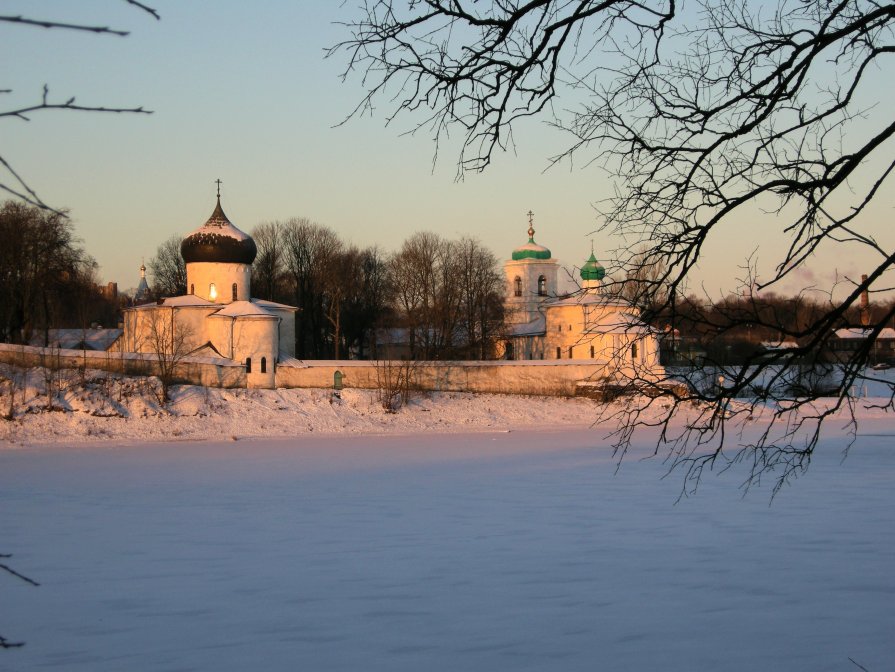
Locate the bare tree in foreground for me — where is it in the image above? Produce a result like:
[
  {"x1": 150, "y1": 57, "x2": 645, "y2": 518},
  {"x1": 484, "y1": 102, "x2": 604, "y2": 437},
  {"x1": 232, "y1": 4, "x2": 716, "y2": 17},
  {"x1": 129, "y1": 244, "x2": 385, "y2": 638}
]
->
[
  {"x1": 1, "y1": 2, "x2": 158, "y2": 210},
  {"x1": 333, "y1": 0, "x2": 895, "y2": 492},
  {"x1": 0, "y1": 552, "x2": 39, "y2": 648}
]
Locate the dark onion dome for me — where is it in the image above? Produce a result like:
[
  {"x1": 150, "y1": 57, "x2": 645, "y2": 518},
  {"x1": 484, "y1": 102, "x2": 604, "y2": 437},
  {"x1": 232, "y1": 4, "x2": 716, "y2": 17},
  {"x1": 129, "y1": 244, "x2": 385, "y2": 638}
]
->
[
  {"x1": 180, "y1": 197, "x2": 257, "y2": 265},
  {"x1": 511, "y1": 223, "x2": 552, "y2": 260},
  {"x1": 580, "y1": 252, "x2": 606, "y2": 281}
]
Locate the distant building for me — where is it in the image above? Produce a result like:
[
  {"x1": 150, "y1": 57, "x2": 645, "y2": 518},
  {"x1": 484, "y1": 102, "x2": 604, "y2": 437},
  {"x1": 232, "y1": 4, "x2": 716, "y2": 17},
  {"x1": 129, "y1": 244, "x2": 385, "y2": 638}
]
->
[
  {"x1": 829, "y1": 327, "x2": 895, "y2": 364},
  {"x1": 134, "y1": 263, "x2": 151, "y2": 304}
]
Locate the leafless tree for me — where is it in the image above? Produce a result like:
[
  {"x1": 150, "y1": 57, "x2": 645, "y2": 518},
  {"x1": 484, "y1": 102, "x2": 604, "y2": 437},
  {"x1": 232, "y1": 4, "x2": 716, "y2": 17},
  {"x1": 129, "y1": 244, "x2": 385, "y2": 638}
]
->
[
  {"x1": 0, "y1": 201, "x2": 104, "y2": 345},
  {"x1": 455, "y1": 237, "x2": 505, "y2": 359},
  {"x1": 333, "y1": 0, "x2": 895, "y2": 491},
  {"x1": 147, "y1": 235, "x2": 186, "y2": 298},
  {"x1": 251, "y1": 222, "x2": 286, "y2": 302},
  {"x1": 1, "y1": 3, "x2": 158, "y2": 210},
  {"x1": 138, "y1": 307, "x2": 195, "y2": 404}
]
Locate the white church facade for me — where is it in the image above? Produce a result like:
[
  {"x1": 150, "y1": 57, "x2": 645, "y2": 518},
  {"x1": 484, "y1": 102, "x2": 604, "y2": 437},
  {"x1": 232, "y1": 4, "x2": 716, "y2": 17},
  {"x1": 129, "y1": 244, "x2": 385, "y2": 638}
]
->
[{"x1": 121, "y1": 196, "x2": 297, "y2": 389}]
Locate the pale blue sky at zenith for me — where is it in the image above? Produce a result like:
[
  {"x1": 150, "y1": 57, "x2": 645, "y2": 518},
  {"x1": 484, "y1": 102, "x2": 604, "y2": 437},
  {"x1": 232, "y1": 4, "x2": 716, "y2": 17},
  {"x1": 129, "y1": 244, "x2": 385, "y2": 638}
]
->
[{"x1": 3, "y1": 1, "x2": 893, "y2": 297}]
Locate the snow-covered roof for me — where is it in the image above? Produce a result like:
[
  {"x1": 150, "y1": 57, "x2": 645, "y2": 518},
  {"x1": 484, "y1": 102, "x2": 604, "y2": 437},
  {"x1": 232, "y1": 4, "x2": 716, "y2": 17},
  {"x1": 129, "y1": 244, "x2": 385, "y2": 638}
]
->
[
  {"x1": 585, "y1": 312, "x2": 651, "y2": 335},
  {"x1": 546, "y1": 291, "x2": 634, "y2": 309},
  {"x1": 130, "y1": 295, "x2": 215, "y2": 309},
  {"x1": 506, "y1": 315, "x2": 546, "y2": 337},
  {"x1": 761, "y1": 340, "x2": 799, "y2": 350},
  {"x1": 834, "y1": 327, "x2": 895, "y2": 340},
  {"x1": 210, "y1": 300, "x2": 277, "y2": 319},
  {"x1": 251, "y1": 298, "x2": 299, "y2": 312}
]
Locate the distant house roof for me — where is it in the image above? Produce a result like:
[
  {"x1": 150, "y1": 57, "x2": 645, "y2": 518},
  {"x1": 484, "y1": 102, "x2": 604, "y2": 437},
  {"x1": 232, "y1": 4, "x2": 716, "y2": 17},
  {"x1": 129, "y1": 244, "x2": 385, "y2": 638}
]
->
[
  {"x1": 761, "y1": 340, "x2": 800, "y2": 350},
  {"x1": 834, "y1": 328, "x2": 895, "y2": 340}
]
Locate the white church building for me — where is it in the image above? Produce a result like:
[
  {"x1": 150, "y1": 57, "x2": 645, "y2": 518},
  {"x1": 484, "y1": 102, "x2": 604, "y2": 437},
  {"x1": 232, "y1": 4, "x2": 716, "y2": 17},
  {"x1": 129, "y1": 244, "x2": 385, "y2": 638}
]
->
[
  {"x1": 121, "y1": 195, "x2": 297, "y2": 389},
  {"x1": 501, "y1": 215, "x2": 659, "y2": 373}
]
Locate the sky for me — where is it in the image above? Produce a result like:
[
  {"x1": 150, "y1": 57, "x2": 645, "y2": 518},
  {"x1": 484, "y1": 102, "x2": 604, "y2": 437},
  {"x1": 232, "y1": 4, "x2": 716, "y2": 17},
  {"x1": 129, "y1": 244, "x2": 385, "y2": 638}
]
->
[{"x1": 3, "y1": 1, "x2": 893, "y2": 297}]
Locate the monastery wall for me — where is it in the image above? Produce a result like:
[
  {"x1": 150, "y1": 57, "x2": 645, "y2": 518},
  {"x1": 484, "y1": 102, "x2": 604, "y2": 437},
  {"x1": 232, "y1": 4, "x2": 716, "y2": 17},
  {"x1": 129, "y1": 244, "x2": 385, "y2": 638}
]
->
[
  {"x1": 0, "y1": 344, "x2": 659, "y2": 396},
  {"x1": 0, "y1": 344, "x2": 246, "y2": 389},
  {"x1": 276, "y1": 359, "x2": 648, "y2": 397}
]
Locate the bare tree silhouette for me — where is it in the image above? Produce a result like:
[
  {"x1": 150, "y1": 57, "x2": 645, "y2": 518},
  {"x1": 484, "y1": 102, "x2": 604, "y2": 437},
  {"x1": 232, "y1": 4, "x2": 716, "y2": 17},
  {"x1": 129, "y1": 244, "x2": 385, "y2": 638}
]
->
[
  {"x1": 1, "y1": 2, "x2": 159, "y2": 210},
  {"x1": 333, "y1": 0, "x2": 895, "y2": 492}
]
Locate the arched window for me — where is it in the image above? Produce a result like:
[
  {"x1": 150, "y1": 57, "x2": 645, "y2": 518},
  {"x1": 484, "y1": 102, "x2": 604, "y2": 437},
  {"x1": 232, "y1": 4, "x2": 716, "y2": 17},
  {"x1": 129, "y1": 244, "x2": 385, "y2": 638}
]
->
[
  {"x1": 232, "y1": 283, "x2": 238, "y2": 301},
  {"x1": 513, "y1": 276, "x2": 522, "y2": 297},
  {"x1": 631, "y1": 343, "x2": 638, "y2": 360},
  {"x1": 209, "y1": 283, "x2": 217, "y2": 300},
  {"x1": 245, "y1": 357, "x2": 252, "y2": 373},
  {"x1": 556, "y1": 346, "x2": 561, "y2": 359},
  {"x1": 505, "y1": 341, "x2": 514, "y2": 360},
  {"x1": 590, "y1": 345, "x2": 595, "y2": 358},
  {"x1": 261, "y1": 356, "x2": 267, "y2": 373},
  {"x1": 190, "y1": 283, "x2": 194, "y2": 295},
  {"x1": 568, "y1": 346, "x2": 573, "y2": 359},
  {"x1": 538, "y1": 275, "x2": 547, "y2": 296}
]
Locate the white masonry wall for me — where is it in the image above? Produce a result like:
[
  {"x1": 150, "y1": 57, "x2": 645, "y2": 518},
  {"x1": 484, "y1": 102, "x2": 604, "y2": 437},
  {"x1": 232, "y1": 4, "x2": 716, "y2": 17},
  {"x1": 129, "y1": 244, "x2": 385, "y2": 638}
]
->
[{"x1": 187, "y1": 262, "x2": 251, "y2": 304}]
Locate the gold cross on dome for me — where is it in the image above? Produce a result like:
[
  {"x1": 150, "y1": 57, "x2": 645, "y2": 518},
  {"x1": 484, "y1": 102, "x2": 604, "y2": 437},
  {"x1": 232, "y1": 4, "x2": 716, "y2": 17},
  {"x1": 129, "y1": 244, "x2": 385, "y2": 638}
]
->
[{"x1": 215, "y1": 178, "x2": 222, "y2": 198}]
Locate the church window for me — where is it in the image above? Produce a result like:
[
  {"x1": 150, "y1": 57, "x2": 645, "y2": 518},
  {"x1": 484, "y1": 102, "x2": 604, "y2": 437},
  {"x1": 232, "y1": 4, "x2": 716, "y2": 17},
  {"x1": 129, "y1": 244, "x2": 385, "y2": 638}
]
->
[
  {"x1": 513, "y1": 277, "x2": 522, "y2": 297},
  {"x1": 505, "y1": 341, "x2": 514, "y2": 360},
  {"x1": 632, "y1": 342, "x2": 638, "y2": 360},
  {"x1": 232, "y1": 283, "x2": 238, "y2": 301},
  {"x1": 209, "y1": 283, "x2": 218, "y2": 300},
  {"x1": 556, "y1": 346, "x2": 561, "y2": 359},
  {"x1": 590, "y1": 345, "x2": 595, "y2": 358},
  {"x1": 568, "y1": 324, "x2": 572, "y2": 331},
  {"x1": 245, "y1": 357, "x2": 252, "y2": 373},
  {"x1": 557, "y1": 324, "x2": 561, "y2": 333},
  {"x1": 261, "y1": 357, "x2": 267, "y2": 373},
  {"x1": 538, "y1": 275, "x2": 547, "y2": 296},
  {"x1": 190, "y1": 283, "x2": 194, "y2": 295},
  {"x1": 568, "y1": 346, "x2": 573, "y2": 358}
]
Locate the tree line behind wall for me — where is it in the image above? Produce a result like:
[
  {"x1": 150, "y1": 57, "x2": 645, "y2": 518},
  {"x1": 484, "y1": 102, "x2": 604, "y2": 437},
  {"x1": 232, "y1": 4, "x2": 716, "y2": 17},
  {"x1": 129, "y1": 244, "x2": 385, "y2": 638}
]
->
[
  {"x1": 150, "y1": 218, "x2": 506, "y2": 360},
  {"x1": 0, "y1": 201, "x2": 119, "y2": 345}
]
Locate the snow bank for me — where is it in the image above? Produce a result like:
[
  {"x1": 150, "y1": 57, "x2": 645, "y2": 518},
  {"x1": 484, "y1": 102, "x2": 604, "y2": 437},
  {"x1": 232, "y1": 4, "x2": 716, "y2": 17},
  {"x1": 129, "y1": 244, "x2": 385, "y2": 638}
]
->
[{"x1": 0, "y1": 367, "x2": 609, "y2": 447}]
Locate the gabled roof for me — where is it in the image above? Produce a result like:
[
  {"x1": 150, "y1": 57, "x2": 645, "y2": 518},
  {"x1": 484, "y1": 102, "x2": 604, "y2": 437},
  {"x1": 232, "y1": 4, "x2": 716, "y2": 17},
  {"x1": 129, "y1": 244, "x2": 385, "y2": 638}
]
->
[
  {"x1": 130, "y1": 295, "x2": 215, "y2": 309},
  {"x1": 585, "y1": 311, "x2": 651, "y2": 335},
  {"x1": 210, "y1": 300, "x2": 278, "y2": 319},
  {"x1": 251, "y1": 298, "x2": 299, "y2": 312}
]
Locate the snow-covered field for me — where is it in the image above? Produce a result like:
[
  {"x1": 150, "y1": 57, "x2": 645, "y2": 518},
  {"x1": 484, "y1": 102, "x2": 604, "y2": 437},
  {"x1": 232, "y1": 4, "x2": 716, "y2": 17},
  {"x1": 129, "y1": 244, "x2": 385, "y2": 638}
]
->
[{"x1": 1, "y1": 375, "x2": 894, "y2": 671}]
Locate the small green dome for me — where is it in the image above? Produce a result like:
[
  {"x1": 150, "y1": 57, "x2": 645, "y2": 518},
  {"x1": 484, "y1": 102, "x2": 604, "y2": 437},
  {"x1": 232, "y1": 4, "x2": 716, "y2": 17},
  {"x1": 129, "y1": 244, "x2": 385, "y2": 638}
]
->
[{"x1": 580, "y1": 252, "x2": 605, "y2": 281}]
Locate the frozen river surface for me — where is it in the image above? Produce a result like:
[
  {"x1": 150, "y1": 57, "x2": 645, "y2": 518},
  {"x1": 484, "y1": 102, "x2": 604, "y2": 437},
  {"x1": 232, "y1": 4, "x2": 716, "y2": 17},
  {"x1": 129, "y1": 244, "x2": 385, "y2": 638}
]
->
[{"x1": 2, "y1": 429, "x2": 893, "y2": 671}]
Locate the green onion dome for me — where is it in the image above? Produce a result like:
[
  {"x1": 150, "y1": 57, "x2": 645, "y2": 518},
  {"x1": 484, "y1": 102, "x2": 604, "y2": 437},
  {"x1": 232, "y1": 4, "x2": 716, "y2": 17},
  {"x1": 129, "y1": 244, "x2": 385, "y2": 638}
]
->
[
  {"x1": 580, "y1": 252, "x2": 605, "y2": 281},
  {"x1": 512, "y1": 221, "x2": 552, "y2": 260}
]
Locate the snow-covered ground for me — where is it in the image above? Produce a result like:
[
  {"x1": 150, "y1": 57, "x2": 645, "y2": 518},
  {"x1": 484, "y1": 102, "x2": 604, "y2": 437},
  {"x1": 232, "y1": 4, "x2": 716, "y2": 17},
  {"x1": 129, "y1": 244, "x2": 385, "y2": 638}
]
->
[
  {"x1": 1, "y1": 372, "x2": 894, "y2": 670},
  {"x1": 0, "y1": 369, "x2": 609, "y2": 446}
]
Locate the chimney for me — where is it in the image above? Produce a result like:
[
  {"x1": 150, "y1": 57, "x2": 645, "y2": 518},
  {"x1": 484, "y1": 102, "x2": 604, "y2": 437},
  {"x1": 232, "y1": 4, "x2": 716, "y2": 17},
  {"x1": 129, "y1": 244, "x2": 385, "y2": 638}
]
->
[{"x1": 860, "y1": 274, "x2": 870, "y2": 327}]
